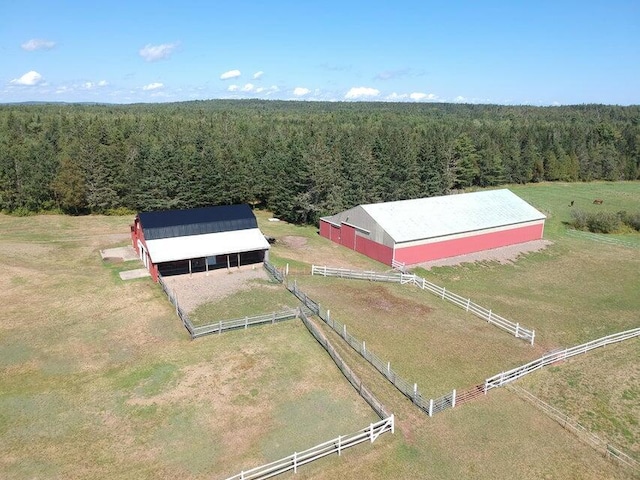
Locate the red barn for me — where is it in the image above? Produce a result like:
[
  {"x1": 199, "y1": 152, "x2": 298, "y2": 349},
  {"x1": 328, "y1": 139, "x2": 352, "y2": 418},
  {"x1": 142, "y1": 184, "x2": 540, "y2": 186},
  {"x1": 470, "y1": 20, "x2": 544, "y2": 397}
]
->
[
  {"x1": 319, "y1": 189, "x2": 546, "y2": 267},
  {"x1": 131, "y1": 204, "x2": 270, "y2": 282}
]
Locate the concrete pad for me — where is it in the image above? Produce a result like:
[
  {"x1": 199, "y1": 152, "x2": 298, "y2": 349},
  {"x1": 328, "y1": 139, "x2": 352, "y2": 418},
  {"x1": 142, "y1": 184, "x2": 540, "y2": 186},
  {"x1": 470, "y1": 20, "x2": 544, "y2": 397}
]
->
[
  {"x1": 119, "y1": 268, "x2": 151, "y2": 280},
  {"x1": 101, "y1": 246, "x2": 139, "y2": 261}
]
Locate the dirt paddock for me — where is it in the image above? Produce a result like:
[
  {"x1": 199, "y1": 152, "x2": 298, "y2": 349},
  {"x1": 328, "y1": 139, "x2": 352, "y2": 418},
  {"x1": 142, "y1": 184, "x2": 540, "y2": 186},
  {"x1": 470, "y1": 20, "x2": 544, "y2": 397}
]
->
[{"x1": 162, "y1": 264, "x2": 271, "y2": 312}]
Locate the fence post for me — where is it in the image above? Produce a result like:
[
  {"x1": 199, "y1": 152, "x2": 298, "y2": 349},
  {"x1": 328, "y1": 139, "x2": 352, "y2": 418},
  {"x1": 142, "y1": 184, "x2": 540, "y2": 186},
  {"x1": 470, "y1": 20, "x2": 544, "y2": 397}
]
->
[
  {"x1": 488, "y1": 309, "x2": 492, "y2": 323},
  {"x1": 362, "y1": 341, "x2": 366, "y2": 356},
  {"x1": 245, "y1": 317, "x2": 248, "y2": 329},
  {"x1": 324, "y1": 265, "x2": 327, "y2": 276},
  {"x1": 452, "y1": 389, "x2": 457, "y2": 409},
  {"x1": 515, "y1": 323, "x2": 520, "y2": 338},
  {"x1": 370, "y1": 422, "x2": 374, "y2": 442},
  {"x1": 429, "y1": 399, "x2": 433, "y2": 417},
  {"x1": 218, "y1": 320, "x2": 222, "y2": 335},
  {"x1": 327, "y1": 309, "x2": 330, "y2": 324},
  {"x1": 484, "y1": 379, "x2": 488, "y2": 394},
  {"x1": 413, "y1": 383, "x2": 418, "y2": 401},
  {"x1": 293, "y1": 452, "x2": 297, "y2": 473},
  {"x1": 441, "y1": 287, "x2": 446, "y2": 299},
  {"x1": 338, "y1": 435, "x2": 342, "y2": 455},
  {"x1": 390, "y1": 414, "x2": 395, "y2": 434},
  {"x1": 343, "y1": 324, "x2": 347, "y2": 339},
  {"x1": 530, "y1": 330, "x2": 535, "y2": 346},
  {"x1": 387, "y1": 362, "x2": 391, "y2": 376},
  {"x1": 272, "y1": 312, "x2": 276, "y2": 324},
  {"x1": 466, "y1": 298, "x2": 471, "y2": 312},
  {"x1": 285, "y1": 263, "x2": 289, "y2": 276}
]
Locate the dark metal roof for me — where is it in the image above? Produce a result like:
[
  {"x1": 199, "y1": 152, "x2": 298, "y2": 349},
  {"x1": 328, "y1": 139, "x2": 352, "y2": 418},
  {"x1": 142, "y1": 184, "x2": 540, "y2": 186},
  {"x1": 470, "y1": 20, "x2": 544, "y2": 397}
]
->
[{"x1": 138, "y1": 204, "x2": 258, "y2": 241}]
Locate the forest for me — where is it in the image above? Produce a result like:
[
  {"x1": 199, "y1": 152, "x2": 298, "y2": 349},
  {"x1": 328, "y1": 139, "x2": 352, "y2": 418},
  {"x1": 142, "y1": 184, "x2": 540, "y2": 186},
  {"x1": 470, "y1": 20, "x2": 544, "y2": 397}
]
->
[{"x1": 0, "y1": 100, "x2": 639, "y2": 223}]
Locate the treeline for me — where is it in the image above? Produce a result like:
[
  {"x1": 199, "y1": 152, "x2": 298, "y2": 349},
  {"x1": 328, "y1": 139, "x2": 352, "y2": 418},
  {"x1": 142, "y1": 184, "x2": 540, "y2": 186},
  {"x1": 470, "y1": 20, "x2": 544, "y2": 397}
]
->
[{"x1": 1, "y1": 100, "x2": 639, "y2": 223}]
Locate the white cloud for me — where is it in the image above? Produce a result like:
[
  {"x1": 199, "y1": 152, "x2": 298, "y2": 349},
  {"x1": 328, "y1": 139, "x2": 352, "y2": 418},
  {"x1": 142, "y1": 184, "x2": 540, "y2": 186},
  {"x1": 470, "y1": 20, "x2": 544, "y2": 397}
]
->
[
  {"x1": 227, "y1": 84, "x2": 239, "y2": 91},
  {"x1": 410, "y1": 92, "x2": 438, "y2": 101},
  {"x1": 82, "y1": 80, "x2": 109, "y2": 90},
  {"x1": 386, "y1": 92, "x2": 408, "y2": 100},
  {"x1": 21, "y1": 39, "x2": 56, "y2": 51},
  {"x1": 454, "y1": 95, "x2": 466, "y2": 103},
  {"x1": 241, "y1": 83, "x2": 255, "y2": 92},
  {"x1": 345, "y1": 87, "x2": 380, "y2": 99},
  {"x1": 253, "y1": 71, "x2": 264, "y2": 79},
  {"x1": 142, "y1": 82, "x2": 164, "y2": 91},
  {"x1": 139, "y1": 43, "x2": 178, "y2": 62},
  {"x1": 10, "y1": 70, "x2": 44, "y2": 86},
  {"x1": 255, "y1": 87, "x2": 264, "y2": 93},
  {"x1": 220, "y1": 69, "x2": 241, "y2": 80},
  {"x1": 293, "y1": 87, "x2": 310, "y2": 96}
]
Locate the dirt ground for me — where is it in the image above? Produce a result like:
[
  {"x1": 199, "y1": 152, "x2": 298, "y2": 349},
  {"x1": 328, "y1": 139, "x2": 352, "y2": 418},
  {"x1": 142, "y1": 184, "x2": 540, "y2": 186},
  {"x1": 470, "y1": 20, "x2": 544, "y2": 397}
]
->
[
  {"x1": 162, "y1": 265, "x2": 271, "y2": 312},
  {"x1": 413, "y1": 239, "x2": 553, "y2": 270}
]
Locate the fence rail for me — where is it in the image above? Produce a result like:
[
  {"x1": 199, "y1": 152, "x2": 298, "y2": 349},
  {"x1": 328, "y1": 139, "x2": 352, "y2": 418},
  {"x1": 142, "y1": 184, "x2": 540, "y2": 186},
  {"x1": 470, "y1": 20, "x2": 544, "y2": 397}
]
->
[
  {"x1": 158, "y1": 275, "x2": 196, "y2": 336},
  {"x1": 224, "y1": 415, "x2": 394, "y2": 480},
  {"x1": 159, "y1": 269, "x2": 298, "y2": 339},
  {"x1": 288, "y1": 280, "x2": 437, "y2": 416},
  {"x1": 485, "y1": 327, "x2": 640, "y2": 392},
  {"x1": 298, "y1": 308, "x2": 390, "y2": 419},
  {"x1": 311, "y1": 265, "x2": 535, "y2": 345},
  {"x1": 190, "y1": 309, "x2": 300, "y2": 338},
  {"x1": 507, "y1": 385, "x2": 639, "y2": 471}
]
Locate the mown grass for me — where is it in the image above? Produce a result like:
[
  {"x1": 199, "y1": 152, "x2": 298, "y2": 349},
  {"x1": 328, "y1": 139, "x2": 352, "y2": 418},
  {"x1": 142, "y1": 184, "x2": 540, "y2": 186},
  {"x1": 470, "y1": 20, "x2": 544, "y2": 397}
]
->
[
  {"x1": 0, "y1": 214, "x2": 377, "y2": 480},
  {"x1": 254, "y1": 181, "x2": 639, "y2": 479},
  {"x1": 2, "y1": 182, "x2": 638, "y2": 480}
]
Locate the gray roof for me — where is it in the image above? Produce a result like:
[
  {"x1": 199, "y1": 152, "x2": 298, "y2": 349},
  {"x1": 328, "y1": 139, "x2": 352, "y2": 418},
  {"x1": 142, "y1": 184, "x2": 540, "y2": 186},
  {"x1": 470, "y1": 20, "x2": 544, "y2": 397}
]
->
[{"x1": 361, "y1": 189, "x2": 546, "y2": 243}]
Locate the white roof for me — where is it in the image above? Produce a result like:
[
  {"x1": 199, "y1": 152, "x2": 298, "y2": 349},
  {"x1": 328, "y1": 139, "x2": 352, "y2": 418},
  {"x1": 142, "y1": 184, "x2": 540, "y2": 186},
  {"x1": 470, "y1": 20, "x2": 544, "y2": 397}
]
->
[
  {"x1": 145, "y1": 228, "x2": 270, "y2": 263},
  {"x1": 362, "y1": 189, "x2": 545, "y2": 243}
]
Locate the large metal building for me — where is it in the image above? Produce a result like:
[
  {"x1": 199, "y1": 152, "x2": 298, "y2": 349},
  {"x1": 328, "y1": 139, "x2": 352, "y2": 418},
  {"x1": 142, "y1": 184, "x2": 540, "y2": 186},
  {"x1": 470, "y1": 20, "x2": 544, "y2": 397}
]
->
[
  {"x1": 319, "y1": 189, "x2": 546, "y2": 267},
  {"x1": 131, "y1": 204, "x2": 270, "y2": 281}
]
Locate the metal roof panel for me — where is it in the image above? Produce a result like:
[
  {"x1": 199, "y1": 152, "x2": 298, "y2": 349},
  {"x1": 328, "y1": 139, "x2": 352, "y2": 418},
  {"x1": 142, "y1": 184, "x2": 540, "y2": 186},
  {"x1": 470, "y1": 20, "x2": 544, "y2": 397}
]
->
[{"x1": 360, "y1": 189, "x2": 546, "y2": 243}]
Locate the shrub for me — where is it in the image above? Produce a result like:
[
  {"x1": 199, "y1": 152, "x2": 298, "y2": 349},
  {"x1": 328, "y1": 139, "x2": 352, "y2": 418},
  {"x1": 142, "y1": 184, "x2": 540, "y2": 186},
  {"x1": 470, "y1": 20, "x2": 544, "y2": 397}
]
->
[
  {"x1": 570, "y1": 209, "x2": 589, "y2": 230},
  {"x1": 586, "y1": 211, "x2": 622, "y2": 234}
]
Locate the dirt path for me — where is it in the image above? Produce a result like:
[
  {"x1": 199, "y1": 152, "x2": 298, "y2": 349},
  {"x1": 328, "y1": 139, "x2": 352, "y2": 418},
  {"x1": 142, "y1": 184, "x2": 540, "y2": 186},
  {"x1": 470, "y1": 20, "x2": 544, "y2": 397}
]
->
[{"x1": 413, "y1": 239, "x2": 552, "y2": 270}]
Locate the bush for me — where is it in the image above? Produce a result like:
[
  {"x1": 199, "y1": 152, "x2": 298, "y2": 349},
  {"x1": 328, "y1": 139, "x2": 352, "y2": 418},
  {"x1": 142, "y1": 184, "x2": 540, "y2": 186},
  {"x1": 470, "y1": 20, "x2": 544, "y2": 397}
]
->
[
  {"x1": 617, "y1": 211, "x2": 640, "y2": 232},
  {"x1": 105, "y1": 207, "x2": 137, "y2": 216},
  {"x1": 570, "y1": 209, "x2": 589, "y2": 230},
  {"x1": 586, "y1": 212, "x2": 622, "y2": 233}
]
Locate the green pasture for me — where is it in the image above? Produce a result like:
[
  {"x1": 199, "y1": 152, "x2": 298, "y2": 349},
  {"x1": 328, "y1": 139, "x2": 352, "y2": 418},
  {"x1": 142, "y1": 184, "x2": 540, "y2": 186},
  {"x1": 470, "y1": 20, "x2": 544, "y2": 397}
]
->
[
  {"x1": 1, "y1": 181, "x2": 638, "y2": 480},
  {"x1": 189, "y1": 280, "x2": 300, "y2": 326}
]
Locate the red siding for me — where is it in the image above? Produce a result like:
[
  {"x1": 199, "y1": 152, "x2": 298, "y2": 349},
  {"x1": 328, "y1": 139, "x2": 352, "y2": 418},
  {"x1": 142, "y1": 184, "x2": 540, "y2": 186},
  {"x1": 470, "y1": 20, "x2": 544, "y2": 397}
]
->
[
  {"x1": 394, "y1": 223, "x2": 544, "y2": 265},
  {"x1": 319, "y1": 219, "x2": 393, "y2": 265},
  {"x1": 131, "y1": 215, "x2": 159, "y2": 282},
  {"x1": 354, "y1": 234, "x2": 394, "y2": 265},
  {"x1": 319, "y1": 220, "x2": 332, "y2": 240}
]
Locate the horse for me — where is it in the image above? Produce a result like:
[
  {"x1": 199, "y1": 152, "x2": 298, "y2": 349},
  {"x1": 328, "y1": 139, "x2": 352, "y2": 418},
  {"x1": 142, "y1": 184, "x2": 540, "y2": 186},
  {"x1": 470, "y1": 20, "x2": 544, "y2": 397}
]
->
[{"x1": 593, "y1": 199, "x2": 603, "y2": 205}]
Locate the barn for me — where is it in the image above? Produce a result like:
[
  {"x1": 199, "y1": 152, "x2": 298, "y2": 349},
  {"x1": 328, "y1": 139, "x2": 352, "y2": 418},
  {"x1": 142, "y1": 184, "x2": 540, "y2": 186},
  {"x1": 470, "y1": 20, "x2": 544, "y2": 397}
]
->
[
  {"x1": 131, "y1": 204, "x2": 270, "y2": 282},
  {"x1": 319, "y1": 189, "x2": 546, "y2": 267}
]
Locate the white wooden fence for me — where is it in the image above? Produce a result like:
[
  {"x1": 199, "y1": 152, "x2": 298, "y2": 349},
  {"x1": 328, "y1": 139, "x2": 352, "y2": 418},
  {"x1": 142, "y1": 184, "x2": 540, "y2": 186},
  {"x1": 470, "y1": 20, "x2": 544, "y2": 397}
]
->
[
  {"x1": 311, "y1": 265, "x2": 535, "y2": 345},
  {"x1": 288, "y1": 281, "x2": 434, "y2": 416},
  {"x1": 190, "y1": 309, "x2": 300, "y2": 338},
  {"x1": 484, "y1": 327, "x2": 640, "y2": 392},
  {"x1": 224, "y1": 416, "x2": 394, "y2": 480},
  {"x1": 507, "y1": 385, "x2": 639, "y2": 471}
]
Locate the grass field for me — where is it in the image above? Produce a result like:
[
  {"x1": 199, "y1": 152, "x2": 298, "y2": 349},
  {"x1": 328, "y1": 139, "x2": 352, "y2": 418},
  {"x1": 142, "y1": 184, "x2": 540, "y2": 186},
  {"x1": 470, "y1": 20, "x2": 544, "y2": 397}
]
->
[
  {"x1": 1, "y1": 181, "x2": 638, "y2": 479},
  {"x1": 0, "y1": 214, "x2": 377, "y2": 479}
]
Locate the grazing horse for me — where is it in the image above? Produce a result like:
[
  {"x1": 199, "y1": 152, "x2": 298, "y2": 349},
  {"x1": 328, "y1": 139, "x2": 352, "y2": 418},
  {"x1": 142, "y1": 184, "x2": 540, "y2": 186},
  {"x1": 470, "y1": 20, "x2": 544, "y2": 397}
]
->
[{"x1": 593, "y1": 199, "x2": 603, "y2": 205}]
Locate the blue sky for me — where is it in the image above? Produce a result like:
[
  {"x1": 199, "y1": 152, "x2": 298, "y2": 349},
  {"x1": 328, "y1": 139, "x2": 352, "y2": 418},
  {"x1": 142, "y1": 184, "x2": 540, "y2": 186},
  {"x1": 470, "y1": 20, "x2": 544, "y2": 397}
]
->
[{"x1": 1, "y1": 0, "x2": 639, "y2": 105}]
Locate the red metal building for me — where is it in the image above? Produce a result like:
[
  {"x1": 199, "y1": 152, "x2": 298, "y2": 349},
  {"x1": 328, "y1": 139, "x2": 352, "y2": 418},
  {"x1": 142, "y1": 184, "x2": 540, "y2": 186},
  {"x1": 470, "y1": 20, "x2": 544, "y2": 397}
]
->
[
  {"x1": 131, "y1": 204, "x2": 270, "y2": 281},
  {"x1": 319, "y1": 189, "x2": 546, "y2": 267}
]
